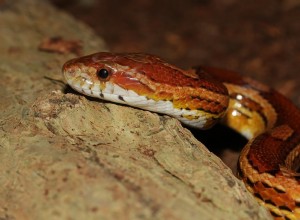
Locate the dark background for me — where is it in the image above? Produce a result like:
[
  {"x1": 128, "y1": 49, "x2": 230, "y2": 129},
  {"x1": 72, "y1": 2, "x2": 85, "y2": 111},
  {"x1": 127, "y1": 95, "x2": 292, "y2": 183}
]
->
[{"x1": 50, "y1": 0, "x2": 300, "y2": 171}]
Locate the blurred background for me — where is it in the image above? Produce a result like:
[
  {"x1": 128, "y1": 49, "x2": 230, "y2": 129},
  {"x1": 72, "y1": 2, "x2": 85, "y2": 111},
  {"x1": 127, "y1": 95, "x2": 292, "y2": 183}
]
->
[{"x1": 50, "y1": 0, "x2": 300, "y2": 171}]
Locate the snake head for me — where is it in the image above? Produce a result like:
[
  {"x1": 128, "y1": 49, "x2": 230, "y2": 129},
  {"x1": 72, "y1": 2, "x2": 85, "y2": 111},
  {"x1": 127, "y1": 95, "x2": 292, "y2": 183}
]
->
[
  {"x1": 62, "y1": 52, "x2": 155, "y2": 100},
  {"x1": 63, "y1": 52, "x2": 229, "y2": 129}
]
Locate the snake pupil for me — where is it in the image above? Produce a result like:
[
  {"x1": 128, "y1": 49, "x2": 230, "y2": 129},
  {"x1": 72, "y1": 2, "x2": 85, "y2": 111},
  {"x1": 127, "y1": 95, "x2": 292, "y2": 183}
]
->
[{"x1": 97, "y1": 68, "x2": 109, "y2": 79}]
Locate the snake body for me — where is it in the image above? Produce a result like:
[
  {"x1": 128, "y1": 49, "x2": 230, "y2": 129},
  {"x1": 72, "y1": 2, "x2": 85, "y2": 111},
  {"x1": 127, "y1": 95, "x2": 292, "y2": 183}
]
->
[{"x1": 63, "y1": 52, "x2": 300, "y2": 219}]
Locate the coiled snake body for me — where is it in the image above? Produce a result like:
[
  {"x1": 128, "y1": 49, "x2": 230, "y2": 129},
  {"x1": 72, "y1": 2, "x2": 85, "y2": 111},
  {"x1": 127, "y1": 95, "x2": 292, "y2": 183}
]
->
[{"x1": 63, "y1": 52, "x2": 300, "y2": 219}]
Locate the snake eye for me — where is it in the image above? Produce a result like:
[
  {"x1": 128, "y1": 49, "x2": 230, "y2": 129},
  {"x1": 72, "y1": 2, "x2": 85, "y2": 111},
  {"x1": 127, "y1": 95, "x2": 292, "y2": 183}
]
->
[{"x1": 97, "y1": 68, "x2": 110, "y2": 79}]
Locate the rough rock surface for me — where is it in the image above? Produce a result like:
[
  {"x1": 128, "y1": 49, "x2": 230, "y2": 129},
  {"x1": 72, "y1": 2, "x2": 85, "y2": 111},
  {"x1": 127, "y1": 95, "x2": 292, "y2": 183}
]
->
[{"x1": 0, "y1": 0, "x2": 271, "y2": 219}]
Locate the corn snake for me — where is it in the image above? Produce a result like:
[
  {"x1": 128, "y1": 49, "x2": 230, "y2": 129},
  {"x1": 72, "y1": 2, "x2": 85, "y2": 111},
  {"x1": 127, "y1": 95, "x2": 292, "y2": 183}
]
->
[{"x1": 63, "y1": 52, "x2": 300, "y2": 219}]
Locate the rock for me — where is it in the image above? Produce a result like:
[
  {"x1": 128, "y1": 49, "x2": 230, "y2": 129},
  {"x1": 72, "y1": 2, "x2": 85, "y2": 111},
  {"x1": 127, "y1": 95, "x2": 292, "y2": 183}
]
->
[{"x1": 0, "y1": 0, "x2": 271, "y2": 219}]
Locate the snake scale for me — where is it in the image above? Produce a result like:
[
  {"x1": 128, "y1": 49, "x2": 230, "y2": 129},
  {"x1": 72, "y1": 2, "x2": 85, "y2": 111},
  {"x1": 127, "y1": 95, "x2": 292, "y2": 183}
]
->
[{"x1": 63, "y1": 52, "x2": 300, "y2": 220}]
